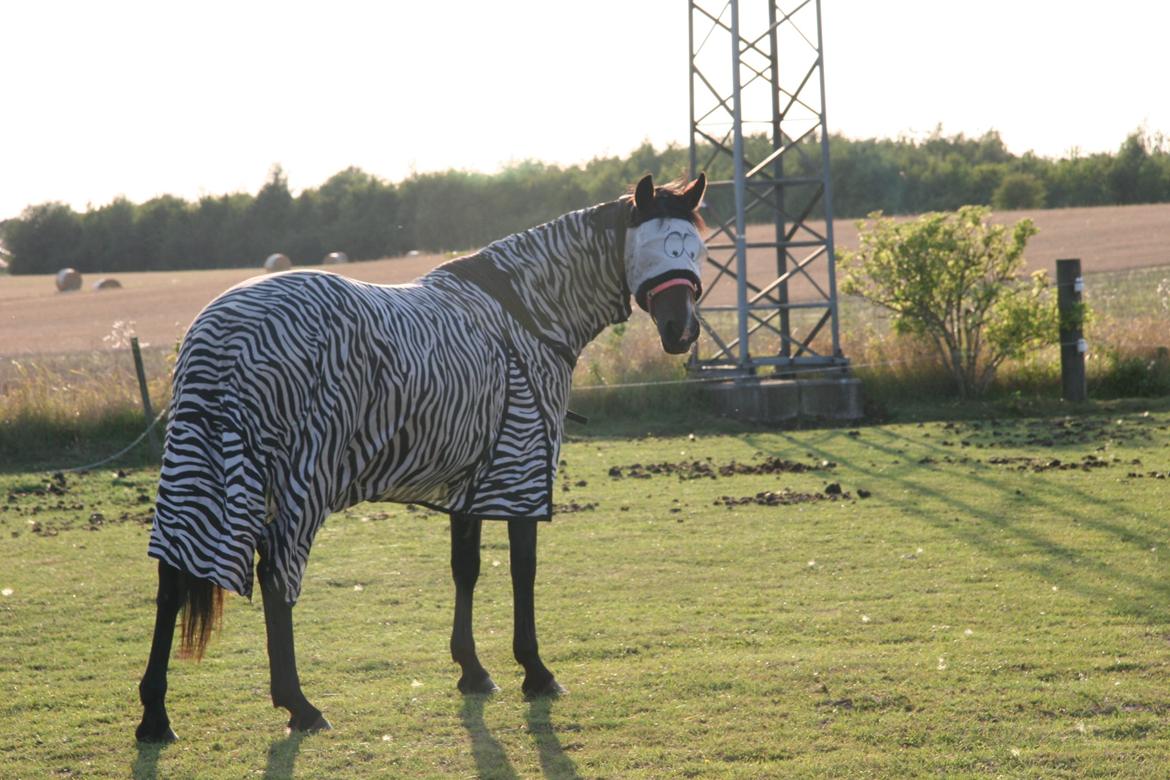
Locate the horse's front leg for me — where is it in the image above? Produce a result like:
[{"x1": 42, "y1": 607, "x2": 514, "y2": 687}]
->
[
  {"x1": 450, "y1": 514, "x2": 500, "y2": 694},
  {"x1": 258, "y1": 557, "x2": 331, "y2": 733},
  {"x1": 508, "y1": 520, "x2": 565, "y2": 698},
  {"x1": 136, "y1": 560, "x2": 184, "y2": 742}
]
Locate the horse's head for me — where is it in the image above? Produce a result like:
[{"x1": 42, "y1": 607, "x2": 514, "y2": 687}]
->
[{"x1": 625, "y1": 173, "x2": 707, "y2": 354}]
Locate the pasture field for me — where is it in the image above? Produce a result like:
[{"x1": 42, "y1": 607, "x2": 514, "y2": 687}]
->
[
  {"x1": 2, "y1": 409, "x2": 1170, "y2": 778},
  {"x1": 3, "y1": 252, "x2": 1167, "y2": 470},
  {"x1": 2, "y1": 202, "x2": 1168, "y2": 357}
]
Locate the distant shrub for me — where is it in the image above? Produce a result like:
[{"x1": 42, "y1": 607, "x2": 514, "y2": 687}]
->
[
  {"x1": 1091, "y1": 347, "x2": 1170, "y2": 398},
  {"x1": 992, "y1": 172, "x2": 1047, "y2": 209},
  {"x1": 5, "y1": 203, "x2": 82, "y2": 274}
]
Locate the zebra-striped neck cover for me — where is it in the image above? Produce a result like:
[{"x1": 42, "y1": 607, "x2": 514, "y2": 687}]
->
[
  {"x1": 148, "y1": 198, "x2": 641, "y2": 605},
  {"x1": 470, "y1": 199, "x2": 633, "y2": 354}
]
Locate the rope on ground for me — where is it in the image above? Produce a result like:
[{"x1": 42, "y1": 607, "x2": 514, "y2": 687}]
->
[{"x1": 62, "y1": 404, "x2": 170, "y2": 474}]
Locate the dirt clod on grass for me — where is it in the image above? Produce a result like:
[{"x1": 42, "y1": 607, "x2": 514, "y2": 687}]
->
[
  {"x1": 608, "y1": 456, "x2": 835, "y2": 481},
  {"x1": 714, "y1": 487, "x2": 853, "y2": 508},
  {"x1": 554, "y1": 501, "x2": 598, "y2": 513},
  {"x1": 986, "y1": 454, "x2": 1112, "y2": 472}
]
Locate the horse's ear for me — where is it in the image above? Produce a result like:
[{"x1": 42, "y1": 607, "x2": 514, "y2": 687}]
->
[
  {"x1": 682, "y1": 173, "x2": 706, "y2": 212},
  {"x1": 634, "y1": 174, "x2": 655, "y2": 213}
]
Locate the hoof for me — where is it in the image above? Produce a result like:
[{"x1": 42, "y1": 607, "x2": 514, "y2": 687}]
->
[
  {"x1": 458, "y1": 672, "x2": 501, "y2": 696},
  {"x1": 287, "y1": 712, "x2": 331, "y2": 734},
  {"x1": 523, "y1": 676, "x2": 566, "y2": 700},
  {"x1": 135, "y1": 720, "x2": 178, "y2": 743}
]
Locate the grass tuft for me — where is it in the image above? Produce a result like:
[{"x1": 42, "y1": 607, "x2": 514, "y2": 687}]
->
[{"x1": 0, "y1": 348, "x2": 171, "y2": 470}]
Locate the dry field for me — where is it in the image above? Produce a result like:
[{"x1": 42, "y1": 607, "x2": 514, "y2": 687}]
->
[
  {"x1": 1, "y1": 202, "x2": 1168, "y2": 357},
  {"x1": 0, "y1": 253, "x2": 451, "y2": 357},
  {"x1": 703, "y1": 201, "x2": 1170, "y2": 307}
]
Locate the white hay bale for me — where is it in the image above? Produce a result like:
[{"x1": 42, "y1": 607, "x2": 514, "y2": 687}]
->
[
  {"x1": 323, "y1": 251, "x2": 349, "y2": 265},
  {"x1": 264, "y1": 253, "x2": 292, "y2": 272},
  {"x1": 55, "y1": 268, "x2": 82, "y2": 292},
  {"x1": 93, "y1": 277, "x2": 122, "y2": 291}
]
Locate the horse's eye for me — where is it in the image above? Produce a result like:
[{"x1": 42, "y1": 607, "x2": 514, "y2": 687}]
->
[{"x1": 664, "y1": 232, "x2": 684, "y2": 258}]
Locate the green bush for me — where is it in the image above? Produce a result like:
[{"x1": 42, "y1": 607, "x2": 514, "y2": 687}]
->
[{"x1": 840, "y1": 206, "x2": 1060, "y2": 397}]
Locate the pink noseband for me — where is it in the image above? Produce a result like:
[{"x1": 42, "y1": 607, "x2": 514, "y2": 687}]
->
[{"x1": 646, "y1": 278, "x2": 697, "y2": 308}]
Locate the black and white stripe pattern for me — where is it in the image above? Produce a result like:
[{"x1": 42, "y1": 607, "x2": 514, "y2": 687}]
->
[
  {"x1": 464, "y1": 348, "x2": 550, "y2": 518},
  {"x1": 149, "y1": 201, "x2": 631, "y2": 604}
]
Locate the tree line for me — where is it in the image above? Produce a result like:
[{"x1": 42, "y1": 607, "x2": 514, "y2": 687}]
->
[{"x1": 4, "y1": 128, "x2": 1170, "y2": 275}]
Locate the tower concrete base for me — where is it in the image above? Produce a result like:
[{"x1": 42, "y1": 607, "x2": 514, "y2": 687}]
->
[{"x1": 704, "y1": 377, "x2": 863, "y2": 423}]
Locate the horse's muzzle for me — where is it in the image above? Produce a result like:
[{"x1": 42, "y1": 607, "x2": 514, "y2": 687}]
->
[{"x1": 649, "y1": 284, "x2": 699, "y2": 355}]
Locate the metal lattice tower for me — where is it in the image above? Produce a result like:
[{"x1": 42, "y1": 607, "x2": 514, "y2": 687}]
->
[{"x1": 688, "y1": 0, "x2": 847, "y2": 375}]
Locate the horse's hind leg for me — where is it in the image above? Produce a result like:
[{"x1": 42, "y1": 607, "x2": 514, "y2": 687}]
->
[
  {"x1": 136, "y1": 560, "x2": 183, "y2": 742},
  {"x1": 508, "y1": 520, "x2": 565, "y2": 698},
  {"x1": 450, "y1": 514, "x2": 499, "y2": 693},
  {"x1": 258, "y1": 558, "x2": 331, "y2": 733}
]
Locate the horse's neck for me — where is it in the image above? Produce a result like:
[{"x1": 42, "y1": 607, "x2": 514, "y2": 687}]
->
[{"x1": 483, "y1": 201, "x2": 630, "y2": 355}]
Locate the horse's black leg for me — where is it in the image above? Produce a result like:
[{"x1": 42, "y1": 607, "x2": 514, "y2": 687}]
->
[
  {"x1": 451, "y1": 514, "x2": 499, "y2": 694},
  {"x1": 508, "y1": 520, "x2": 565, "y2": 698},
  {"x1": 258, "y1": 557, "x2": 331, "y2": 733},
  {"x1": 136, "y1": 560, "x2": 184, "y2": 742}
]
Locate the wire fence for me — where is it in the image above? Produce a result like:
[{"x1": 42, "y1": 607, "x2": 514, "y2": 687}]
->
[{"x1": 61, "y1": 405, "x2": 169, "y2": 474}]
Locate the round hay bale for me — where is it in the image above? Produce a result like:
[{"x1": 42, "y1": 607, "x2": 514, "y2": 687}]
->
[
  {"x1": 55, "y1": 268, "x2": 82, "y2": 292},
  {"x1": 323, "y1": 251, "x2": 349, "y2": 265},
  {"x1": 264, "y1": 253, "x2": 292, "y2": 273},
  {"x1": 93, "y1": 277, "x2": 122, "y2": 291}
]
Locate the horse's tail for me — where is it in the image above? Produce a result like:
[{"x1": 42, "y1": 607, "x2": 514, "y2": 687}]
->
[{"x1": 177, "y1": 574, "x2": 226, "y2": 661}]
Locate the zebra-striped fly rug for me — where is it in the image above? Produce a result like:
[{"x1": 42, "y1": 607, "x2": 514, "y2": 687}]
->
[{"x1": 148, "y1": 192, "x2": 705, "y2": 604}]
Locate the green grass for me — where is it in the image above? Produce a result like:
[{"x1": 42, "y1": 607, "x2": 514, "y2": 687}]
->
[{"x1": 2, "y1": 408, "x2": 1170, "y2": 777}]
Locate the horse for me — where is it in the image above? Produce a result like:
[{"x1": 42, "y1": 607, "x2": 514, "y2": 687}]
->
[{"x1": 135, "y1": 173, "x2": 707, "y2": 741}]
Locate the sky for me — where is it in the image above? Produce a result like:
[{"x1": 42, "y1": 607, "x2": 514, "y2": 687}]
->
[{"x1": 3, "y1": 0, "x2": 1168, "y2": 221}]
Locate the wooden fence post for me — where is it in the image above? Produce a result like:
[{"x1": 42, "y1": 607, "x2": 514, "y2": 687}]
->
[
  {"x1": 1056, "y1": 258, "x2": 1087, "y2": 402},
  {"x1": 130, "y1": 336, "x2": 161, "y2": 454}
]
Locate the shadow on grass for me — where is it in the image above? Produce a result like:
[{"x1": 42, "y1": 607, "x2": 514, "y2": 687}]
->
[
  {"x1": 527, "y1": 697, "x2": 581, "y2": 780},
  {"x1": 130, "y1": 726, "x2": 307, "y2": 779},
  {"x1": 130, "y1": 740, "x2": 167, "y2": 780},
  {"x1": 263, "y1": 731, "x2": 306, "y2": 780},
  {"x1": 460, "y1": 695, "x2": 519, "y2": 780},
  {"x1": 750, "y1": 421, "x2": 1170, "y2": 627}
]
